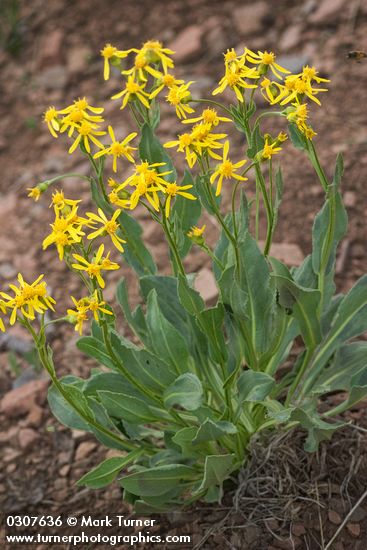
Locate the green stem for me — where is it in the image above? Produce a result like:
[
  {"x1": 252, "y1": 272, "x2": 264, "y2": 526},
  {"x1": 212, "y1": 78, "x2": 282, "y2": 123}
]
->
[
  {"x1": 285, "y1": 347, "x2": 314, "y2": 406},
  {"x1": 161, "y1": 212, "x2": 186, "y2": 277}
]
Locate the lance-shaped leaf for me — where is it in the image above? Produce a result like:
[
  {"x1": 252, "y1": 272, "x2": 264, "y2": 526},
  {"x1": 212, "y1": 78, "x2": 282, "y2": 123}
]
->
[
  {"x1": 140, "y1": 275, "x2": 191, "y2": 341},
  {"x1": 110, "y1": 331, "x2": 177, "y2": 392},
  {"x1": 139, "y1": 122, "x2": 176, "y2": 182},
  {"x1": 312, "y1": 190, "x2": 347, "y2": 276},
  {"x1": 315, "y1": 342, "x2": 367, "y2": 394},
  {"x1": 194, "y1": 454, "x2": 236, "y2": 494},
  {"x1": 172, "y1": 426, "x2": 200, "y2": 455},
  {"x1": 171, "y1": 170, "x2": 201, "y2": 258},
  {"x1": 196, "y1": 305, "x2": 227, "y2": 365},
  {"x1": 118, "y1": 210, "x2": 156, "y2": 276},
  {"x1": 116, "y1": 278, "x2": 149, "y2": 342},
  {"x1": 48, "y1": 382, "x2": 92, "y2": 432},
  {"x1": 97, "y1": 391, "x2": 164, "y2": 424},
  {"x1": 310, "y1": 275, "x2": 367, "y2": 373},
  {"x1": 289, "y1": 408, "x2": 345, "y2": 452},
  {"x1": 146, "y1": 290, "x2": 190, "y2": 374},
  {"x1": 237, "y1": 234, "x2": 275, "y2": 353},
  {"x1": 77, "y1": 451, "x2": 142, "y2": 489},
  {"x1": 177, "y1": 273, "x2": 205, "y2": 316},
  {"x1": 270, "y1": 257, "x2": 322, "y2": 349},
  {"x1": 76, "y1": 336, "x2": 115, "y2": 370},
  {"x1": 193, "y1": 418, "x2": 237, "y2": 445},
  {"x1": 164, "y1": 373, "x2": 203, "y2": 411},
  {"x1": 237, "y1": 370, "x2": 275, "y2": 403},
  {"x1": 120, "y1": 464, "x2": 196, "y2": 497},
  {"x1": 218, "y1": 264, "x2": 248, "y2": 320}
]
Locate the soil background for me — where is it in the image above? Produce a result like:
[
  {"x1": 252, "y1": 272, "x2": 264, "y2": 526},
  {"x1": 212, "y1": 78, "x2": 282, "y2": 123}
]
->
[{"x1": 0, "y1": 0, "x2": 367, "y2": 548}]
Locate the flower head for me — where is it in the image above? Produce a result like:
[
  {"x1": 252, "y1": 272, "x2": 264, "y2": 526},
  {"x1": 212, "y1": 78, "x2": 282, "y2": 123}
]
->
[
  {"x1": 210, "y1": 141, "x2": 247, "y2": 196},
  {"x1": 93, "y1": 126, "x2": 137, "y2": 172},
  {"x1": 71, "y1": 244, "x2": 119, "y2": 288},
  {"x1": 162, "y1": 182, "x2": 196, "y2": 218},
  {"x1": 87, "y1": 208, "x2": 126, "y2": 252},
  {"x1": 0, "y1": 274, "x2": 55, "y2": 325}
]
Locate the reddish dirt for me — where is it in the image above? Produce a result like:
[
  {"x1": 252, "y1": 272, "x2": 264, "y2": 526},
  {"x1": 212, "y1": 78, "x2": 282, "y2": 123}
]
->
[{"x1": 1, "y1": 0, "x2": 367, "y2": 548}]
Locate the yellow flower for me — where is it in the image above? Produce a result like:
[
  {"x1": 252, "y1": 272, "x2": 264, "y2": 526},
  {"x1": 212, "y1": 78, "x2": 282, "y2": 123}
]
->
[
  {"x1": 67, "y1": 290, "x2": 112, "y2": 334},
  {"x1": 68, "y1": 120, "x2": 106, "y2": 154},
  {"x1": 163, "y1": 182, "x2": 196, "y2": 218},
  {"x1": 0, "y1": 300, "x2": 7, "y2": 332},
  {"x1": 245, "y1": 49, "x2": 290, "y2": 78},
  {"x1": 303, "y1": 125, "x2": 317, "y2": 140},
  {"x1": 43, "y1": 205, "x2": 86, "y2": 260},
  {"x1": 212, "y1": 61, "x2": 258, "y2": 102},
  {"x1": 72, "y1": 244, "x2": 119, "y2": 289},
  {"x1": 27, "y1": 187, "x2": 41, "y2": 201},
  {"x1": 100, "y1": 43, "x2": 128, "y2": 80},
  {"x1": 51, "y1": 190, "x2": 81, "y2": 211},
  {"x1": 260, "y1": 137, "x2": 283, "y2": 160},
  {"x1": 182, "y1": 107, "x2": 231, "y2": 127},
  {"x1": 150, "y1": 72, "x2": 184, "y2": 99},
  {"x1": 93, "y1": 126, "x2": 137, "y2": 172},
  {"x1": 187, "y1": 224, "x2": 206, "y2": 243},
  {"x1": 140, "y1": 40, "x2": 174, "y2": 73},
  {"x1": 260, "y1": 78, "x2": 286, "y2": 104},
  {"x1": 108, "y1": 189, "x2": 131, "y2": 209},
  {"x1": 0, "y1": 274, "x2": 55, "y2": 325},
  {"x1": 210, "y1": 141, "x2": 247, "y2": 196},
  {"x1": 87, "y1": 208, "x2": 126, "y2": 252},
  {"x1": 112, "y1": 76, "x2": 150, "y2": 110},
  {"x1": 164, "y1": 133, "x2": 196, "y2": 167},
  {"x1": 166, "y1": 82, "x2": 195, "y2": 119},
  {"x1": 43, "y1": 107, "x2": 61, "y2": 138},
  {"x1": 276, "y1": 74, "x2": 328, "y2": 106}
]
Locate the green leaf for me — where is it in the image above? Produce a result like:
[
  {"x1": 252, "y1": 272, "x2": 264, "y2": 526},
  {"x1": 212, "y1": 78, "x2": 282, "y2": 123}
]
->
[
  {"x1": 289, "y1": 408, "x2": 345, "y2": 452},
  {"x1": 177, "y1": 274, "x2": 205, "y2": 316},
  {"x1": 48, "y1": 382, "x2": 91, "y2": 432},
  {"x1": 311, "y1": 191, "x2": 347, "y2": 276},
  {"x1": 146, "y1": 290, "x2": 191, "y2": 374},
  {"x1": 120, "y1": 464, "x2": 196, "y2": 497},
  {"x1": 164, "y1": 373, "x2": 203, "y2": 411},
  {"x1": 98, "y1": 391, "x2": 163, "y2": 424},
  {"x1": 116, "y1": 278, "x2": 149, "y2": 342},
  {"x1": 195, "y1": 454, "x2": 236, "y2": 493},
  {"x1": 197, "y1": 305, "x2": 227, "y2": 364},
  {"x1": 118, "y1": 210, "x2": 157, "y2": 276},
  {"x1": 84, "y1": 372, "x2": 152, "y2": 403},
  {"x1": 76, "y1": 336, "x2": 115, "y2": 370},
  {"x1": 310, "y1": 275, "x2": 367, "y2": 373},
  {"x1": 140, "y1": 275, "x2": 191, "y2": 342},
  {"x1": 237, "y1": 370, "x2": 275, "y2": 403},
  {"x1": 270, "y1": 258, "x2": 322, "y2": 349},
  {"x1": 139, "y1": 123, "x2": 176, "y2": 182},
  {"x1": 218, "y1": 264, "x2": 248, "y2": 320},
  {"x1": 195, "y1": 174, "x2": 221, "y2": 215},
  {"x1": 313, "y1": 342, "x2": 367, "y2": 393},
  {"x1": 237, "y1": 234, "x2": 276, "y2": 353},
  {"x1": 172, "y1": 427, "x2": 199, "y2": 455},
  {"x1": 288, "y1": 123, "x2": 307, "y2": 150},
  {"x1": 333, "y1": 153, "x2": 344, "y2": 190},
  {"x1": 193, "y1": 418, "x2": 237, "y2": 445},
  {"x1": 77, "y1": 451, "x2": 142, "y2": 489},
  {"x1": 171, "y1": 170, "x2": 201, "y2": 258},
  {"x1": 110, "y1": 331, "x2": 177, "y2": 392},
  {"x1": 247, "y1": 123, "x2": 264, "y2": 159}
]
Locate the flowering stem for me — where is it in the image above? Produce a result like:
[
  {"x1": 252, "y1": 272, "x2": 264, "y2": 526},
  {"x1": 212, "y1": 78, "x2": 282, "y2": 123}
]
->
[
  {"x1": 231, "y1": 163, "x2": 255, "y2": 241},
  {"x1": 161, "y1": 213, "x2": 186, "y2": 277},
  {"x1": 307, "y1": 140, "x2": 329, "y2": 193}
]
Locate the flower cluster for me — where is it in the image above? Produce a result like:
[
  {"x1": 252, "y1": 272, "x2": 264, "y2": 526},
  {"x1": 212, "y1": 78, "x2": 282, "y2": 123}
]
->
[
  {"x1": 67, "y1": 290, "x2": 113, "y2": 334},
  {"x1": 0, "y1": 274, "x2": 55, "y2": 329}
]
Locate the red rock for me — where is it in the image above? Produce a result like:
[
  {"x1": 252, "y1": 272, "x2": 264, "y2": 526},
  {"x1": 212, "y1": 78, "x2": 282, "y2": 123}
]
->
[
  {"x1": 67, "y1": 46, "x2": 92, "y2": 75},
  {"x1": 260, "y1": 242, "x2": 304, "y2": 266},
  {"x1": 24, "y1": 404, "x2": 44, "y2": 428},
  {"x1": 0, "y1": 193, "x2": 16, "y2": 217},
  {"x1": 18, "y1": 428, "x2": 41, "y2": 450},
  {"x1": 280, "y1": 25, "x2": 303, "y2": 51},
  {"x1": 346, "y1": 522, "x2": 360, "y2": 537},
  {"x1": 168, "y1": 26, "x2": 203, "y2": 63},
  {"x1": 194, "y1": 267, "x2": 218, "y2": 305},
  {"x1": 292, "y1": 523, "x2": 306, "y2": 536},
  {"x1": 309, "y1": 0, "x2": 345, "y2": 24},
  {"x1": 0, "y1": 379, "x2": 48, "y2": 418},
  {"x1": 38, "y1": 29, "x2": 64, "y2": 68},
  {"x1": 233, "y1": 2, "x2": 268, "y2": 35},
  {"x1": 75, "y1": 440, "x2": 97, "y2": 461},
  {"x1": 328, "y1": 509, "x2": 342, "y2": 525},
  {"x1": 343, "y1": 191, "x2": 356, "y2": 208}
]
